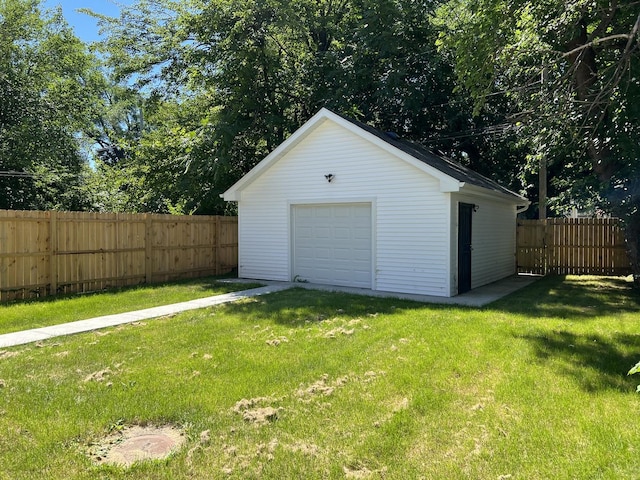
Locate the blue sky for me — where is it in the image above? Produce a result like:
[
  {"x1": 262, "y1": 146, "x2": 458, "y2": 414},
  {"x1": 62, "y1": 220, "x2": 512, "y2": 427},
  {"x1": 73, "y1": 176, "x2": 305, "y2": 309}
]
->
[{"x1": 42, "y1": 0, "x2": 135, "y2": 43}]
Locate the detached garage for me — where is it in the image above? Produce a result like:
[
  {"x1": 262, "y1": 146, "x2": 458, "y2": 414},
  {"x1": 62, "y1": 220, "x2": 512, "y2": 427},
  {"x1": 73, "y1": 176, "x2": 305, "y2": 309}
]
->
[{"x1": 222, "y1": 108, "x2": 529, "y2": 297}]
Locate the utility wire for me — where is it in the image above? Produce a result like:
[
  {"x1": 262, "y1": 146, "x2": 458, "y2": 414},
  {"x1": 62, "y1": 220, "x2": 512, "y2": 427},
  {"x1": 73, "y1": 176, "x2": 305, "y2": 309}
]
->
[{"x1": 0, "y1": 171, "x2": 35, "y2": 178}]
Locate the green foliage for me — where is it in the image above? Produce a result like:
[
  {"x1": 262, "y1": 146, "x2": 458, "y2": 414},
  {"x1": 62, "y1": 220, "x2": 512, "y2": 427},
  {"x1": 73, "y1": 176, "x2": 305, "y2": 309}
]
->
[
  {"x1": 3, "y1": 0, "x2": 637, "y2": 257},
  {"x1": 628, "y1": 361, "x2": 640, "y2": 392},
  {"x1": 38, "y1": 0, "x2": 529, "y2": 214},
  {"x1": 435, "y1": 0, "x2": 640, "y2": 275},
  {"x1": 90, "y1": 0, "x2": 512, "y2": 214},
  {"x1": 435, "y1": 0, "x2": 640, "y2": 187},
  {"x1": 0, "y1": 0, "x2": 105, "y2": 210}
]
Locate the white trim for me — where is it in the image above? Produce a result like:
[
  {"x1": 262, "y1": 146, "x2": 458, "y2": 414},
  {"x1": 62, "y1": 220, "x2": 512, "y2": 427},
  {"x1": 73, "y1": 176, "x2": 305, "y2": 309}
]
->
[
  {"x1": 237, "y1": 205, "x2": 245, "y2": 278},
  {"x1": 444, "y1": 192, "x2": 452, "y2": 297},
  {"x1": 288, "y1": 197, "x2": 377, "y2": 206},
  {"x1": 287, "y1": 202, "x2": 293, "y2": 282},
  {"x1": 461, "y1": 183, "x2": 529, "y2": 205},
  {"x1": 289, "y1": 201, "x2": 375, "y2": 289},
  {"x1": 371, "y1": 199, "x2": 377, "y2": 290},
  {"x1": 222, "y1": 108, "x2": 468, "y2": 201},
  {"x1": 223, "y1": 111, "x2": 330, "y2": 201}
]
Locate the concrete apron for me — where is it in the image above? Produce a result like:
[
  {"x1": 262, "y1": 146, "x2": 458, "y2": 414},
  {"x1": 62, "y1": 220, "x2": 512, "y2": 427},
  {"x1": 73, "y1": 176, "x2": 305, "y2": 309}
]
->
[{"x1": 235, "y1": 274, "x2": 539, "y2": 308}]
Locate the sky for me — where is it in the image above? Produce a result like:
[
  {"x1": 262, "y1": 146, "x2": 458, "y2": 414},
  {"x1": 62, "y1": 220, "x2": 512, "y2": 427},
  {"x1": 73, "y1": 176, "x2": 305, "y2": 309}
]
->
[{"x1": 42, "y1": 0, "x2": 135, "y2": 43}]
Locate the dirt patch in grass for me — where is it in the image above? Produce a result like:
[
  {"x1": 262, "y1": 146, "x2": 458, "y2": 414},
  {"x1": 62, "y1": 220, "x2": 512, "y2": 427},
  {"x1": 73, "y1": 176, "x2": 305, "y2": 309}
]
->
[
  {"x1": 287, "y1": 441, "x2": 321, "y2": 456},
  {"x1": 233, "y1": 397, "x2": 282, "y2": 425},
  {"x1": 324, "y1": 327, "x2": 355, "y2": 338},
  {"x1": 295, "y1": 373, "x2": 350, "y2": 402},
  {"x1": 87, "y1": 424, "x2": 186, "y2": 466},
  {"x1": 83, "y1": 368, "x2": 113, "y2": 383},
  {"x1": 0, "y1": 350, "x2": 20, "y2": 359},
  {"x1": 343, "y1": 462, "x2": 388, "y2": 478},
  {"x1": 266, "y1": 336, "x2": 289, "y2": 346}
]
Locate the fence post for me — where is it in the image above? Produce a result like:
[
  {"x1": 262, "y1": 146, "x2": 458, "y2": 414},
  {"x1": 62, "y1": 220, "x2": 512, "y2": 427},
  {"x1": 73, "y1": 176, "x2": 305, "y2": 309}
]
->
[
  {"x1": 50, "y1": 211, "x2": 58, "y2": 295},
  {"x1": 145, "y1": 214, "x2": 153, "y2": 284},
  {"x1": 543, "y1": 219, "x2": 550, "y2": 275},
  {"x1": 215, "y1": 216, "x2": 221, "y2": 275}
]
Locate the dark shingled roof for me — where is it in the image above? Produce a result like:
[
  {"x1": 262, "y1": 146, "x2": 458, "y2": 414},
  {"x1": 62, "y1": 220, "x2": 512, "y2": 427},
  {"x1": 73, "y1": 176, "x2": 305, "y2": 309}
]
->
[{"x1": 336, "y1": 112, "x2": 526, "y2": 201}]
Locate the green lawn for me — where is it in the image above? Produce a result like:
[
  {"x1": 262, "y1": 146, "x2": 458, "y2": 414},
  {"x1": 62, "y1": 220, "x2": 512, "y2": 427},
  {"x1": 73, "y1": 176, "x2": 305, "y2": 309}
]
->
[
  {"x1": 0, "y1": 275, "x2": 639, "y2": 479},
  {"x1": 0, "y1": 277, "x2": 263, "y2": 335}
]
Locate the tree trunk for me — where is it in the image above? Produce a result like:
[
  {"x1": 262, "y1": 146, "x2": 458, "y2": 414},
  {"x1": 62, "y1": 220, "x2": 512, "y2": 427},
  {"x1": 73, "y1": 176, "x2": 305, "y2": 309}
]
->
[{"x1": 565, "y1": 15, "x2": 638, "y2": 285}]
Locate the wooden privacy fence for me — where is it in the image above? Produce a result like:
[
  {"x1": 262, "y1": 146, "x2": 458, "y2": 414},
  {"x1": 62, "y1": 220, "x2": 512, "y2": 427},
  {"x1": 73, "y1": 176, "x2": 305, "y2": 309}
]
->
[
  {"x1": 517, "y1": 217, "x2": 631, "y2": 276},
  {"x1": 0, "y1": 210, "x2": 238, "y2": 302}
]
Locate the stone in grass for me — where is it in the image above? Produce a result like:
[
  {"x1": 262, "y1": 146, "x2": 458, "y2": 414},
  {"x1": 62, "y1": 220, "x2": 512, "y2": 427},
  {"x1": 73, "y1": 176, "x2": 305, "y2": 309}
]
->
[{"x1": 87, "y1": 424, "x2": 186, "y2": 467}]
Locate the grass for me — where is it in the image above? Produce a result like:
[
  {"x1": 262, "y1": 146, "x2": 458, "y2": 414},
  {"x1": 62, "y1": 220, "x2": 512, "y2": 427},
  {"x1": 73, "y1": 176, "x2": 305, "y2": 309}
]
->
[
  {"x1": 0, "y1": 275, "x2": 639, "y2": 479},
  {"x1": 0, "y1": 276, "x2": 263, "y2": 335}
]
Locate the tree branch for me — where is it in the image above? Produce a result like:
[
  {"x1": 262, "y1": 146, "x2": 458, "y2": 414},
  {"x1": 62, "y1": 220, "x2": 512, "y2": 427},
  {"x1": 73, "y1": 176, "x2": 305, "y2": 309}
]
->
[
  {"x1": 562, "y1": 33, "x2": 632, "y2": 58},
  {"x1": 589, "y1": 0, "x2": 618, "y2": 41}
]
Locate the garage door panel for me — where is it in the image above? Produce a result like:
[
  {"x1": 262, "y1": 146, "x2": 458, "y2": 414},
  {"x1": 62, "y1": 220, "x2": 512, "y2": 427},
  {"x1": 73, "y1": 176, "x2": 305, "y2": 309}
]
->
[
  {"x1": 314, "y1": 227, "x2": 331, "y2": 238},
  {"x1": 353, "y1": 260, "x2": 371, "y2": 271},
  {"x1": 354, "y1": 227, "x2": 370, "y2": 238},
  {"x1": 333, "y1": 227, "x2": 351, "y2": 239},
  {"x1": 297, "y1": 224, "x2": 313, "y2": 235},
  {"x1": 353, "y1": 249, "x2": 371, "y2": 261},
  {"x1": 293, "y1": 204, "x2": 372, "y2": 288},
  {"x1": 353, "y1": 273, "x2": 371, "y2": 283},
  {"x1": 334, "y1": 248, "x2": 351, "y2": 260}
]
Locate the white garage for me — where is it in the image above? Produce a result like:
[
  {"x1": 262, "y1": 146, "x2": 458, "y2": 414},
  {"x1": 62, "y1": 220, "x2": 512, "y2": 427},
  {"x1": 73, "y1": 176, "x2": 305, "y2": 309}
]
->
[
  {"x1": 292, "y1": 203, "x2": 372, "y2": 288},
  {"x1": 222, "y1": 108, "x2": 529, "y2": 297}
]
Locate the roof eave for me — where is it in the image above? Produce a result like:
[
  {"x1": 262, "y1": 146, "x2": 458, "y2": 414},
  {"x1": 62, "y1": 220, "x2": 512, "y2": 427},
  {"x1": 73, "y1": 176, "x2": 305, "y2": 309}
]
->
[
  {"x1": 460, "y1": 183, "x2": 530, "y2": 205},
  {"x1": 222, "y1": 108, "x2": 466, "y2": 200},
  {"x1": 221, "y1": 109, "x2": 332, "y2": 201},
  {"x1": 221, "y1": 108, "x2": 530, "y2": 204}
]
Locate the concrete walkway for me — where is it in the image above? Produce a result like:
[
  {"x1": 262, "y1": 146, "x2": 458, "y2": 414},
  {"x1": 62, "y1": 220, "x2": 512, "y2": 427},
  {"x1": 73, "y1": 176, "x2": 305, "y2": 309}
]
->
[
  {"x1": 0, "y1": 275, "x2": 538, "y2": 349},
  {"x1": 0, "y1": 284, "x2": 291, "y2": 349}
]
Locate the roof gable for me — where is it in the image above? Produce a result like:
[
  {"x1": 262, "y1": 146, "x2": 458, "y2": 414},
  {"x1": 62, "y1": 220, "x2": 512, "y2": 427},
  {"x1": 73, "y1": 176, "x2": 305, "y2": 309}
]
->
[{"x1": 222, "y1": 108, "x2": 527, "y2": 203}]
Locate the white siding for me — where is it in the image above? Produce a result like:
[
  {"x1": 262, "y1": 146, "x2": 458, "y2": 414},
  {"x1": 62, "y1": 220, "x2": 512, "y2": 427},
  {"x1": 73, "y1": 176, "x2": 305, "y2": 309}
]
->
[
  {"x1": 238, "y1": 120, "x2": 452, "y2": 296},
  {"x1": 238, "y1": 201, "x2": 290, "y2": 281},
  {"x1": 450, "y1": 193, "x2": 518, "y2": 292}
]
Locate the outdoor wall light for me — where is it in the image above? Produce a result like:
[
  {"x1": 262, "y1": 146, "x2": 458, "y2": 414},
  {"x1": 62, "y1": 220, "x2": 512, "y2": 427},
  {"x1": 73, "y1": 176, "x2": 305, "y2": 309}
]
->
[
  {"x1": 473, "y1": 204, "x2": 479, "y2": 212},
  {"x1": 325, "y1": 174, "x2": 335, "y2": 183}
]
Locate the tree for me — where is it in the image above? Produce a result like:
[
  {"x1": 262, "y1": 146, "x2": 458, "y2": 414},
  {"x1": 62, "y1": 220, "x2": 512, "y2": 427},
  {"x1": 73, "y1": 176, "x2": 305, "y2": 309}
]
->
[
  {"x1": 93, "y1": 0, "x2": 509, "y2": 214},
  {"x1": 435, "y1": 0, "x2": 640, "y2": 280},
  {"x1": 0, "y1": 0, "x2": 105, "y2": 210}
]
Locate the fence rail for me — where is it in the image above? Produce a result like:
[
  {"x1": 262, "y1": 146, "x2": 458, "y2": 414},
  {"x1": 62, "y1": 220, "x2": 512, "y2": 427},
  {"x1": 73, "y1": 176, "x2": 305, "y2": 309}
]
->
[
  {"x1": 0, "y1": 210, "x2": 238, "y2": 301},
  {"x1": 517, "y1": 218, "x2": 631, "y2": 276}
]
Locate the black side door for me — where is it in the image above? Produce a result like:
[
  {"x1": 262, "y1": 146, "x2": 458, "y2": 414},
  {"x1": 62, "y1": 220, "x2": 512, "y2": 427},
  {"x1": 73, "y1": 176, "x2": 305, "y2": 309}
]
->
[{"x1": 458, "y1": 203, "x2": 473, "y2": 294}]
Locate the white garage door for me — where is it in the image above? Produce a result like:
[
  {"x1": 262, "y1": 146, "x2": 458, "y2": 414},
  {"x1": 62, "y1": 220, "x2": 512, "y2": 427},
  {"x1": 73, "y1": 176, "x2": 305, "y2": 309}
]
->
[{"x1": 292, "y1": 203, "x2": 372, "y2": 288}]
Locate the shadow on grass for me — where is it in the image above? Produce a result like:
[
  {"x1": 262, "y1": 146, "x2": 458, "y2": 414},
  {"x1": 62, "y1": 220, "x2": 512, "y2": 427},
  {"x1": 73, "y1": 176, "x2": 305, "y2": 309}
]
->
[
  {"x1": 230, "y1": 275, "x2": 640, "y2": 328},
  {"x1": 225, "y1": 287, "x2": 448, "y2": 327},
  {"x1": 0, "y1": 275, "x2": 255, "y2": 308},
  {"x1": 518, "y1": 329, "x2": 640, "y2": 392},
  {"x1": 490, "y1": 275, "x2": 640, "y2": 319}
]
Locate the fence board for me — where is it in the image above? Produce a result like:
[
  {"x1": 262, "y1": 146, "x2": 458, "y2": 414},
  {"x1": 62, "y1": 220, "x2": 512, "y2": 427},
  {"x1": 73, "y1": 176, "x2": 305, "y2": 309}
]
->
[
  {"x1": 517, "y1": 218, "x2": 631, "y2": 275},
  {"x1": 0, "y1": 210, "x2": 238, "y2": 302}
]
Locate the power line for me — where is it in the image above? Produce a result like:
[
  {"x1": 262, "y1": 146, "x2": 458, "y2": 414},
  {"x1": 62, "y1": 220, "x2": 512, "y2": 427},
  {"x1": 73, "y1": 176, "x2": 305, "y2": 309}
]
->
[
  {"x1": 0, "y1": 171, "x2": 35, "y2": 178},
  {"x1": 423, "y1": 123, "x2": 516, "y2": 143}
]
